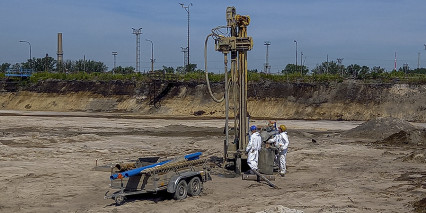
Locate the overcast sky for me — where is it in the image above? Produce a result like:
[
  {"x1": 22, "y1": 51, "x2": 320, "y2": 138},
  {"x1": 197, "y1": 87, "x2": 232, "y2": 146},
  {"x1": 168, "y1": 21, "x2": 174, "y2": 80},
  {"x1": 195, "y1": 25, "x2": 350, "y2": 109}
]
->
[{"x1": 1, "y1": 0, "x2": 425, "y2": 73}]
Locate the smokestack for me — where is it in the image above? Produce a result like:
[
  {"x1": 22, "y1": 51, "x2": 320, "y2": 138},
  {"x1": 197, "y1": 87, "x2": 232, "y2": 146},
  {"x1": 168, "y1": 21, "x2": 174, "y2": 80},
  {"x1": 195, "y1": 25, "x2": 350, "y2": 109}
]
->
[{"x1": 57, "y1": 33, "x2": 63, "y2": 64}]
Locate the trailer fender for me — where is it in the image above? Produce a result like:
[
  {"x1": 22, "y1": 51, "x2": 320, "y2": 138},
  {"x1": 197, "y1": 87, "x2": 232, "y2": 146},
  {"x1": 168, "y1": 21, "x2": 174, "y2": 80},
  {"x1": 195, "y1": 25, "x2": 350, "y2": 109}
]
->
[{"x1": 167, "y1": 171, "x2": 201, "y2": 193}]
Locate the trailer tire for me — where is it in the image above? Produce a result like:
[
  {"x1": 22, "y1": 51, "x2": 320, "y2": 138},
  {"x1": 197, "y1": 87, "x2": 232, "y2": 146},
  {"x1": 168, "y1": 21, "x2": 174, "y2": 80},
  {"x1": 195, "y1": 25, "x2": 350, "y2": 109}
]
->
[
  {"x1": 115, "y1": 194, "x2": 126, "y2": 206},
  {"x1": 173, "y1": 179, "x2": 188, "y2": 200},
  {"x1": 188, "y1": 176, "x2": 202, "y2": 196}
]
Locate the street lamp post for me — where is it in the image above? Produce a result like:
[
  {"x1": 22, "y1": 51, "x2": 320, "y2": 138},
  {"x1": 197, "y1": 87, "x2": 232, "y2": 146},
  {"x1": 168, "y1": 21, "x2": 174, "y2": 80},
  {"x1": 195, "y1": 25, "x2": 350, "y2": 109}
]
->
[
  {"x1": 180, "y1": 3, "x2": 192, "y2": 71},
  {"x1": 146, "y1": 39, "x2": 154, "y2": 72},
  {"x1": 294, "y1": 40, "x2": 297, "y2": 72},
  {"x1": 112, "y1": 51, "x2": 117, "y2": 74},
  {"x1": 19, "y1": 40, "x2": 32, "y2": 69}
]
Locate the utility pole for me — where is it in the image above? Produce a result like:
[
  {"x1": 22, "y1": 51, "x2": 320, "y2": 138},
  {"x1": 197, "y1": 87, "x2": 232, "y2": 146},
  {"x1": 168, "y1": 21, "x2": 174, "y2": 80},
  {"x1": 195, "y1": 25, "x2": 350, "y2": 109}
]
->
[
  {"x1": 112, "y1": 51, "x2": 117, "y2": 74},
  {"x1": 300, "y1": 52, "x2": 304, "y2": 75},
  {"x1": 146, "y1": 39, "x2": 154, "y2": 72},
  {"x1": 132, "y1": 28, "x2": 142, "y2": 72},
  {"x1": 264, "y1": 41, "x2": 271, "y2": 73},
  {"x1": 294, "y1": 40, "x2": 297, "y2": 72},
  {"x1": 180, "y1": 3, "x2": 192, "y2": 71},
  {"x1": 394, "y1": 52, "x2": 397, "y2": 71}
]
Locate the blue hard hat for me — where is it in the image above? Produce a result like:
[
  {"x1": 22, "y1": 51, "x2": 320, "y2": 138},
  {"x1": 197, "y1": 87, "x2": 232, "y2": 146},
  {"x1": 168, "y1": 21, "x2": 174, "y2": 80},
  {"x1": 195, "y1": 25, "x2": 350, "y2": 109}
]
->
[{"x1": 250, "y1": 125, "x2": 257, "y2": 131}]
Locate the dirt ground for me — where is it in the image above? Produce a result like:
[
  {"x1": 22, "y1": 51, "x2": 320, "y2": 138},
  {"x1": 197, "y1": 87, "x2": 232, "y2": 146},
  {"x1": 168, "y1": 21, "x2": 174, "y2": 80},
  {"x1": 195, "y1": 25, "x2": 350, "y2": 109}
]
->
[{"x1": 0, "y1": 110, "x2": 425, "y2": 213}]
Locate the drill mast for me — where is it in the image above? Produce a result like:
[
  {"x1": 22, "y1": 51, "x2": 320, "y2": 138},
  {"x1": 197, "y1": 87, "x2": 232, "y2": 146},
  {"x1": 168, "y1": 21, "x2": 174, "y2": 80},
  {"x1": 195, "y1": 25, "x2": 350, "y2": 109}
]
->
[{"x1": 208, "y1": 7, "x2": 253, "y2": 173}]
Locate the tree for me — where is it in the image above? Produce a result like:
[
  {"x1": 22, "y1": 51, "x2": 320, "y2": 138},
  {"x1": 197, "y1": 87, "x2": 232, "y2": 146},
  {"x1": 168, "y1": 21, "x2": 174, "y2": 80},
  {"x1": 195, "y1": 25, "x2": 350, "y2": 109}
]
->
[
  {"x1": 347, "y1": 64, "x2": 361, "y2": 78},
  {"x1": 11, "y1": 63, "x2": 21, "y2": 70},
  {"x1": 371, "y1": 66, "x2": 385, "y2": 74},
  {"x1": 162, "y1": 66, "x2": 175, "y2": 74},
  {"x1": 176, "y1": 66, "x2": 185, "y2": 74},
  {"x1": 282, "y1": 64, "x2": 309, "y2": 75},
  {"x1": 358, "y1": 66, "x2": 370, "y2": 78},
  {"x1": 59, "y1": 59, "x2": 107, "y2": 73},
  {"x1": 23, "y1": 56, "x2": 56, "y2": 72},
  {"x1": 1, "y1": 63, "x2": 11, "y2": 72},
  {"x1": 114, "y1": 66, "x2": 135, "y2": 74},
  {"x1": 312, "y1": 61, "x2": 339, "y2": 75},
  {"x1": 185, "y1": 64, "x2": 197, "y2": 73},
  {"x1": 410, "y1": 68, "x2": 426, "y2": 74}
]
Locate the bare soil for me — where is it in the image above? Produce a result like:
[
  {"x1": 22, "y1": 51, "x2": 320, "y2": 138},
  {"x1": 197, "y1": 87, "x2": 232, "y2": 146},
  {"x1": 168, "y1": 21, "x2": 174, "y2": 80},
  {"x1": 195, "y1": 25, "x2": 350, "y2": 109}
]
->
[{"x1": 0, "y1": 111, "x2": 425, "y2": 213}]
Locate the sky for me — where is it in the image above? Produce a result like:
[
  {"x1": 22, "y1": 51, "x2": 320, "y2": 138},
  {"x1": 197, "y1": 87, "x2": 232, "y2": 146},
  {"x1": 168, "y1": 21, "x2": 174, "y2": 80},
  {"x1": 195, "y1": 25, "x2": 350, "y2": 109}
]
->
[{"x1": 1, "y1": 0, "x2": 426, "y2": 73}]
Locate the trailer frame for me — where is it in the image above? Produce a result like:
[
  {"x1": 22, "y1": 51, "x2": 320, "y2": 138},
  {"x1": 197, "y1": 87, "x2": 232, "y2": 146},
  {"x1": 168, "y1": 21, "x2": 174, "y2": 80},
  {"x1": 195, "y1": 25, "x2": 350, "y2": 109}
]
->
[{"x1": 104, "y1": 158, "x2": 211, "y2": 205}]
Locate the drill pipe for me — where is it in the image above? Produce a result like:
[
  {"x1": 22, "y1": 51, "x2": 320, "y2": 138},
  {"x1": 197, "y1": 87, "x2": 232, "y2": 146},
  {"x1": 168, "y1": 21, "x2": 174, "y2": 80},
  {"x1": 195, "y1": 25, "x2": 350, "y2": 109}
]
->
[{"x1": 110, "y1": 152, "x2": 202, "y2": 180}]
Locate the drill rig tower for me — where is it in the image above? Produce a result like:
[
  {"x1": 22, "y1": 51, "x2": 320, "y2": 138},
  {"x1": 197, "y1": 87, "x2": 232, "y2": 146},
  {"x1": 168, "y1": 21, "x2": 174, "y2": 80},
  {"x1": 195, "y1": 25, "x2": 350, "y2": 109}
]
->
[{"x1": 205, "y1": 7, "x2": 253, "y2": 173}]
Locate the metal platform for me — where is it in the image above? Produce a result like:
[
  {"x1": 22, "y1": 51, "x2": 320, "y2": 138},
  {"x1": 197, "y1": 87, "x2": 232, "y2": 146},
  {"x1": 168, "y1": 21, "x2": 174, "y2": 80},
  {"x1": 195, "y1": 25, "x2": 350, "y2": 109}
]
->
[{"x1": 5, "y1": 68, "x2": 33, "y2": 78}]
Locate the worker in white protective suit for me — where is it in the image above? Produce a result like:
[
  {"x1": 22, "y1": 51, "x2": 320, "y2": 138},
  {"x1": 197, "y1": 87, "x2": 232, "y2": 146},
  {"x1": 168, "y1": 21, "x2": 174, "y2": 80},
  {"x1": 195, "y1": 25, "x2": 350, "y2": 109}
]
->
[
  {"x1": 246, "y1": 125, "x2": 262, "y2": 171},
  {"x1": 268, "y1": 124, "x2": 289, "y2": 176}
]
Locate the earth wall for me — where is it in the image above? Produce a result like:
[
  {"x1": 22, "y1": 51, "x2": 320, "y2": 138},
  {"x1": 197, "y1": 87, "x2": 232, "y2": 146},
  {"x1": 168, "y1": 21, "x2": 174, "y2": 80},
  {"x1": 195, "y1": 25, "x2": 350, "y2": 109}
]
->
[{"x1": 0, "y1": 80, "x2": 425, "y2": 122}]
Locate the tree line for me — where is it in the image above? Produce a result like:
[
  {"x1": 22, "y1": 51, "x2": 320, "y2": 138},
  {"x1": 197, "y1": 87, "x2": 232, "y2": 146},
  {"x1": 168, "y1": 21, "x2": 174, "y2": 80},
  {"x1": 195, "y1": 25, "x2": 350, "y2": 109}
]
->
[{"x1": 1, "y1": 57, "x2": 426, "y2": 79}]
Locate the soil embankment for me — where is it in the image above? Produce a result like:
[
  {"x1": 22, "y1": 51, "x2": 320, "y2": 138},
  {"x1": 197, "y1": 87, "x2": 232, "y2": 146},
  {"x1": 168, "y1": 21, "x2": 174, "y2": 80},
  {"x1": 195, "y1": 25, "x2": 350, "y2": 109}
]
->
[{"x1": 0, "y1": 79, "x2": 425, "y2": 121}]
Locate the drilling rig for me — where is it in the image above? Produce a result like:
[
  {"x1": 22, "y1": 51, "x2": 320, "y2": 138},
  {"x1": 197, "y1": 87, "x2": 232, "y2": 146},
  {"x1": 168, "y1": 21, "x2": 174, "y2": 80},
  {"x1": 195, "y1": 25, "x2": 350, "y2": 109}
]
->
[{"x1": 204, "y1": 7, "x2": 253, "y2": 174}]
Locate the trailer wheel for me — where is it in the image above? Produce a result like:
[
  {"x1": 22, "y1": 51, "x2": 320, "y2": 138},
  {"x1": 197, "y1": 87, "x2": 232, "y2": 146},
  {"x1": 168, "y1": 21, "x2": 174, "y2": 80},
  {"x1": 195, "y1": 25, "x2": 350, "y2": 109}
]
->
[
  {"x1": 188, "y1": 176, "x2": 202, "y2": 196},
  {"x1": 173, "y1": 179, "x2": 188, "y2": 200},
  {"x1": 115, "y1": 194, "x2": 126, "y2": 206}
]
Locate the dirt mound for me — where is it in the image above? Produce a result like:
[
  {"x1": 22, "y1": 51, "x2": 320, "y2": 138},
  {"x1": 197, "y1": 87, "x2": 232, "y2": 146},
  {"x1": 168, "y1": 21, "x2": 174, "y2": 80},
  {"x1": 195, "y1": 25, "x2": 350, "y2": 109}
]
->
[
  {"x1": 413, "y1": 197, "x2": 426, "y2": 213},
  {"x1": 343, "y1": 117, "x2": 417, "y2": 139},
  {"x1": 377, "y1": 129, "x2": 426, "y2": 147},
  {"x1": 398, "y1": 150, "x2": 426, "y2": 163}
]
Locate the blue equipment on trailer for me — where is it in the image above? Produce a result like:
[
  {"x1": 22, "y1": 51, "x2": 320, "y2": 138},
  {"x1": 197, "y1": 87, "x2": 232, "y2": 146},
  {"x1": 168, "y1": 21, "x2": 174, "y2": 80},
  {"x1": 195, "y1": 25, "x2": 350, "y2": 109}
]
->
[{"x1": 104, "y1": 152, "x2": 211, "y2": 205}]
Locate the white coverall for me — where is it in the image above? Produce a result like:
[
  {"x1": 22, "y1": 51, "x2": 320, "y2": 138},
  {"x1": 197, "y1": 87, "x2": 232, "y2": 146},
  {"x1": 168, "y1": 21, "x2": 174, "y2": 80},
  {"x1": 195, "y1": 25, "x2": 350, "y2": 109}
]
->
[
  {"x1": 246, "y1": 132, "x2": 262, "y2": 170},
  {"x1": 269, "y1": 131, "x2": 289, "y2": 174}
]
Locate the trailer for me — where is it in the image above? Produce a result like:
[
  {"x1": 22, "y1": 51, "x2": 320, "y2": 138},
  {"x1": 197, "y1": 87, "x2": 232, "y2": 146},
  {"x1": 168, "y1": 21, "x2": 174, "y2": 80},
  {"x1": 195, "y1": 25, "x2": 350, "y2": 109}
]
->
[{"x1": 104, "y1": 156, "x2": 211, "y2": 205}]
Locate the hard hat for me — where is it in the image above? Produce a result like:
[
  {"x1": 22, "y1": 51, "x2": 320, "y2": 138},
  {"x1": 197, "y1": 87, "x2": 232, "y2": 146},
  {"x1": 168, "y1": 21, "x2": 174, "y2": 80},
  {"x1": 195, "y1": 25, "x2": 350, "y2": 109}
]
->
[
  {"x1": 250, "y1": 125, "x2": 257, "y2": 131},
  {"x1": 279, "y1": 125, "x2": 287, "y2": 132}
]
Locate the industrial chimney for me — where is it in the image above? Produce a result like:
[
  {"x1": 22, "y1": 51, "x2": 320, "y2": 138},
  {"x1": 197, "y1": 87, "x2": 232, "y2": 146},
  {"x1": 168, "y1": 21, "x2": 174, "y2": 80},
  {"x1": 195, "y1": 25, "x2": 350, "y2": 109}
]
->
[{"x1": 57, "y1": 33, "x2": 63, "y2": 64}]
